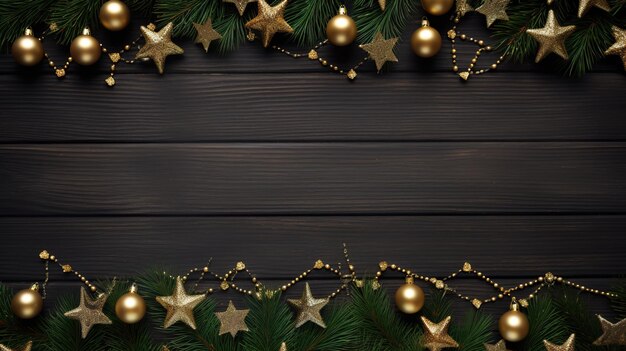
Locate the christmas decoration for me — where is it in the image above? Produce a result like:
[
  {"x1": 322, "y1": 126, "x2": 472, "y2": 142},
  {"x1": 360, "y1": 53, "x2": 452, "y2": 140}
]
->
[
  {"x1": 245, "y1": 0, "x2": 293, "y2": 48},
  {"x1": 394, "y1": 277, "x2": 425, "y2": 314},
  {"x1": 456, "y1": 0, "x2": 474, "y2": 17},
  {"x1": 0, "y1": 342, "x2": 32, "y2": 351},
  {"x1": 156, "y1": 276, "x2": 206, "y2": 329},
  {"x1": 577, "y1": 0, "x2": 610, "y2": 18},
  {"x1": 420, "y1": 316, "x2": 459, "y2": 351},
  {"x1": 498, "y1": 300, "x2": 530, "y2": 342},
  {"x1": 326, "y1": 5, "x2": 357, "y2": 47},
  {"x1": 64, "y1": 287, "x2": 112, "y2": 339},
  {"x1": 411, "y1": 18, "x2": 442, "y2": 58},
  {"x1": 224, "y1": 0, "x2": 258, "y2": 16},
  {"x1": 421, "y1": 0, "x2": 454, "y2": 16},
  {"x1": 476, "y1": 0, "x2": 510, "y2": 27},
  {"x1": 193, "y1": 19, "x2": 222, "y2": 53},
  {"x1": 69, "y1": 28, "x2": 102, "y2": 65},
  {"x1": 378, "y1": 0, "x2": 386, "y2": 11},
  {"x1": 215, "y1": 300, "x2": 250, "y2": 337},
  {"x1": 484, "y1": 340, "x2": 510, "y2": 351},
  {"x1": 544, "y1": 333, "x2": 576, "y2": 351},
  {"x1": 114, "y1": 284, "x2": 146, "y2": 324},
  {"x1": 526, "y1": 10, "x2": 576, "y2": 63},
  {"x1": 135, "y1": 22, "x2": 184, "y2": 74},
  {"x1": 99, "y1": 0, "x2": 130, "y2": 31},
  {"x1": 10, "y1": 284, "x2": 43, "y2": 319},
  {"x1": 593, "y1": 315, "x2": 626, "y2": 345},
  {"x1": 11, "y1": 28, "x2": 44, "y2": 66},
  {"x1": 288, "y1": 282, "x2": 329, "y2": 328},
  {"x1": 605, "y1": 26, "x2": 626, "y2": 71},
  {"x1": 359, "y1": 32, "x2": 399, "y2": 72}
]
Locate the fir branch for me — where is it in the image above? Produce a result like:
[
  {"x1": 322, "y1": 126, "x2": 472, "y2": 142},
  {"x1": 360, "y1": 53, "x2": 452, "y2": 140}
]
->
[
  {"x1": 610, "y1": 280, "x2": 626, "y2": 319},
  {"x1": 520, "y1": 295, "x2": 569, "y2": 351},
  {"x1": 450, "y1": 309, "x2": 494, "y2": 351},
  {"x1": 241, "y1": 292, "x2": 293, "y2": 351},
  {"x1": 0, "y1": 0, "x2": 58, "y2": 49},
  {"x1": 48, "y1": 0, "x2": 102, "y2": 45},
  {"x1": 352, "y1": 0, "x2": 418, "y2": 43},
  {"x1": 0, "y1": 284, "x2": 44, "y2": 348},
  {"x1": 284, "y1": 0, "x2": 341, "y2": 47},
  {"x1": 293, "y1": 302, "x2": 360, "y2": 351},
  {"x1": 422, "y1": 289, "x2": 453, "y2": 323}
]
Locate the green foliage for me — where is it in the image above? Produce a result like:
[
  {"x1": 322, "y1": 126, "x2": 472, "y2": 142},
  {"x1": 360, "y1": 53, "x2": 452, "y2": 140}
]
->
[
  {"x1": 0, "y1": 284, "x2": 44, "y2": 348},
  {"x1": 242, "y1": 292, "x2": 293, "y2": 351},
  {"x1": 285, "y1": 0, "x2": 340, "y2": 46},
  {"x1": 451, "y1": 309, "x2": 494, "y2": 351},
  {"x1": 520, "y1": 295, "x2": 569, "y2": 351},
  {"x1": 293, "y1": 302, "x2": 360, "y2": 351},
  {"x1": 0, "y1": 0, "x2": 58, "y2": 49},
  {"x1": 353, "y1": 0, "x2": 418, "y2": 43},
  {"x1": 422, "y1": 289, "x2": 452, "y2": 323},
  {"x1": 610, "y1": 280, "x2": 626, "y2": 319},
  {"x1": 48, "y1": 0, "x2": 102, "y2": 45}
]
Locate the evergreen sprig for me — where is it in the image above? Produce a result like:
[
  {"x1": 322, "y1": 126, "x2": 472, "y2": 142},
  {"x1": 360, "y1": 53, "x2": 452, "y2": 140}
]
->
[
  {"x1": 285, "y1": 0, "x2": 341, "y2": 47},
  {"x1": 352, "y1": 0, "x2": 419, "y2": 43}
]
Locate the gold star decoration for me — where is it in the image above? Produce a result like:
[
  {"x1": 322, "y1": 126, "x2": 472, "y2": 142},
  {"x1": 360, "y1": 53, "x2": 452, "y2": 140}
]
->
[
  {"x1": 156, "y1": 276, "x2": 206, "y2": 330},
  {"x1": 605, "y1": 26, "x2": 626, "y2": 71},
  {"x1": 64, "y1": 287, "x2": 112, "y2": 339},
  {"x1": 484, "y1": 340, "x2": 510, "y2": 351},
  {"x1": 593, "y1": 315, "x2": 626, "y2": 345},
  {"x1": 288, "y1": 282, "x2": 329, "y2": 328},
  {"x1": 0, "y1": 341, "x2": 32, "y2": 351},
  {"x1": 224, "y1": 0, "x2": 258, "y2": 16},
  {"x1": 279, "y1": 342, "x2": 287, "y2": 351},
  {"x1": 193, "y1": 19, "x2": 222, "y2": 53},
  {"x1": 544, "y1": 333, "x2": 575, "y2": 351},
  {"x1": 378, "y1": 0, "x2": 386, "y2": 11},
  {"x1": 526, "y1": 10, "x2": 576, "y2": 62},
  {"x1": 420, "y1": 316, "x2": 459, "y2": 351},
  {"x1": 215, "y1": 300, "x2": 250, "y2": 337},
  {"x1": 359, "y1": 32, "x2": 399, "y2": 72},
  {"x1": 245, "y1": 0, "x2": 293, "y2": 48},
  {"x1": 456, "y1": 0, "x2": 474, "y2": 17},
  {"x1": 476, "y1": 0, "x2": 510, "y2": 27},
  {"x1": 135, "y1": 22, "x2": 184, "y2": 74},
  {"x1": 578, "y1": 0, "x2": 610, "y2": 18}
]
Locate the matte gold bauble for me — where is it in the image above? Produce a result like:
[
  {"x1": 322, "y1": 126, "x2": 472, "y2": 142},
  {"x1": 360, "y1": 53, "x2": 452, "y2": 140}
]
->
[
  {"x1": 99, "y1": 0, "x2": 131, "y2": 31},
  {"x1": 411, "y1": 19, "x2": 442, "y2": 58},
  {"x1": 421, "y1": 0, "x2": 454, "y2": 16},
  {"x1": 395, "y1": 277, "x2": 425, "y2": 314},
  {"x1": 11, "y1": 284, "x2": 43, "y2": 319},
  {"x1": 326, "y1": 6, "x2": 357, "y2": 47},
  {"x1": 70, "y1": 28, "x2": 102, "y2": 65},
  {"x1": 11, "y1": 29, "x2": 44, "y2": 66},
  {"x1": 498, "y1": 302, "x2": 529, "y2": 342},
  {"x1": 115, "y1": 285, "x2": 146, "y2": 324}
]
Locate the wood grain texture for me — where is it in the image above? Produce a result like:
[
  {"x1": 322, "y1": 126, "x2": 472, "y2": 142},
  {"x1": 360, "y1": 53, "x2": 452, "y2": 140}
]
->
[{"x1": 1, "y1": 73, "x2": 625, "y2": 142}]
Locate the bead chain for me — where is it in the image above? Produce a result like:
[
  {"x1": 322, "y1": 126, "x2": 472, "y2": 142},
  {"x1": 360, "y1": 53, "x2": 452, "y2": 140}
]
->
[{"x1": 38, "y1": 250, "x2": 103, "y2": 299}]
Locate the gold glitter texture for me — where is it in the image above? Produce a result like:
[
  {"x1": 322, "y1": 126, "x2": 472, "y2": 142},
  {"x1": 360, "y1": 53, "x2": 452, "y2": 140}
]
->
[
  {"x1": 578, "y1": 0, "x2": 610, "y2": 18},
  {"x1": 359, "y1": 32, "x2": 399, "y2": 72},
  {"x1": 245, "y1": 0, "x2": 293, "y2": 48},
  {"x1": 593, "y1": 315, "x2": 626, "y2": 345},
  {"x1": 224, "y1": 0, "x2": 258, "y2": 16},
  {"x1": 544, "y1": 334, "x2": 576, "y2": 351},
  {"x1": 156, "y1": 276, "x2": 206, "y2": 329},
  {"x1": 215, "y1": 300, "x2": 250, "y2": 337},
  {"x1": 0, "y1": 342, "x2": 32, "y2": 351},
  {"x1": 484, "y1": 340, "x2": 511, "y2": 351},
  {"x1": 420, "y1": 316, "x2": 459, "y2": 351},
  {"x1": 288, "y1": 282, "x2": 329, "y2": 328},
  {"x1": 135, "y1": 22, "x2": 184, "y2": 74},
  {"x1": 194, "y1": 19, "x2": 222, "y2": 53},
  {"x1": 605, "y1": 26, "x2": 626, "y2": 71},
  {"x1": 526, "y1": 10, "x2": 576, "y2": 62},
  {"x1": 456, "y1": 0, "x2": 474, "y2": 17},
  {"x1": 476, "y1": 0, "x2": 510, "y2": 27},
  {"x1": 64, "y1": 287, "x2": 112, "y2": 339}
]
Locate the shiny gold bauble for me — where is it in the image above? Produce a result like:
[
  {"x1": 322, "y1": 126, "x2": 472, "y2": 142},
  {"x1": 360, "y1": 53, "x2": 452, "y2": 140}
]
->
[
  {"x1": 421, "y1": 0, "x2": 454, "y2": 16},
  {"x1": 498, "y1": 305, "x2": 530, "y2": 342},
  {"x1": 411, "y1": 19, "x2": 442, "y2": 58},
  {"x1": 11, "y1": 286, "x2": 43, "y2": 319},
  {"x1": 115, "y1": 289, "x2": 146, "y2": 324},
  {"x1": 99, "y1": 0, "x2": 131, "y2": 31},
  {"x1": 70, "y1": 29, "x2": 102, "y2": 66},
  {"x1": 394, "y1": 278, "x2": 425, "y2": 314},
  {"x1": 326, "y1": 6, "x2": 357, "y2": 47},
  {"x1": 11, "y1": 29, "x2": 44, "y2": 66}
]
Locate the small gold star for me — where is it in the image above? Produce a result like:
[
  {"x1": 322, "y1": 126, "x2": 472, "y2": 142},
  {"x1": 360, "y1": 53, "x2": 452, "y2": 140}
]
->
[
  {"x1": 64, "y1": 287, "x2": 112, "y2": 339},
  {"x1": 476, "y1": 0, "x2": 510, "y2": 27},
  {"x1": 578, "y1": 0, "x2": 610, "y2": 18},
  {"x1": 215, "y1": 301, "x2": 250, "y2": 337},
  {"x1": 223, "y1": 0, "x2": 258, "y2": 16},
  {"x1": 456, "y1": 0, "x2": 474, "y2": 17},
  {"x1": 135, "y1": 22, "x2": 184, "y2": 74},
  {"x1": 526, "y1": 10, "x2": 576, "y2": 62},
  {"x1": 193, "y1": 19, "x2": 222, "y2": 53},
  {"x1": 605, "y1": 26, "x2": 626, "y2": 71},
  {"x1": 0, "y1": 341, "x2": 32, "y2": 351},
  {"x1": 288, "y1": 283, "x2": 329, "y2": 328},
  {"x1": 156, "y1": 277, "x2": 206, "y2": 329},
  {"x1": 359, "y1": 32, "x2": 399, "y2": 72},
  {"x1": 544, "y1": 334, "x2": 575, "y2": 351},
  {"x1": 593, "y1": 315, "x2": 626, "y2": 345},
  {"x1": 245, "y1": 0, "x2": 293, "y2": 48},
  {"x1": 421, "y1": 316, "x2": 459, "y2": 351},
  {"x1": 484, "y1": 340, "x2": 510, "y2": 351}
]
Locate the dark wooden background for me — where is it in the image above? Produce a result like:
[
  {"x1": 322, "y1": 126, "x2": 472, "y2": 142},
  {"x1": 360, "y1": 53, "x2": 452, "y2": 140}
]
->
[{"x1": 0, "y1": 12, "x2": 625, "y2": 318}]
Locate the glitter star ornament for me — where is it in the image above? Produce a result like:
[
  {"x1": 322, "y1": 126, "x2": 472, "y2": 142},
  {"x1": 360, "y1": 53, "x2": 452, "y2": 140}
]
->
[
  {"x1": 605, "y1": 26, "x2": 626, "y2": 71},
  {"x1": 378, "y1": 0, "x2": 386, "y2": 10},
  {"x1": 526, "y1": 10, "x2": 576, "y2": 62},
  {"x1": 135, "y1": 22, "x2": 184, "y2": 74},
  {"x1": 476, "y1": 0, "x2": 510, "y2": 27},
  {"x1": 484, "y1": 340, "x2": 511, "y2": 351},
  {"x1": 245, "y1": 0, "x2": 293, "y2": 48},
  {"x1": 456, "y1": 0, "x2": 474, "y2": 17},
  {"x1": 593, "y1": 315, "x2": 626, "y2": 345},
  {"x1": 279, "y1": 342, "x2": 287, "y2": 351},
  {"x1": 578, "y1": 0, "x2": 610, "y2": 18},
  {"x1": 359, "y1": 32, "x2": 399, "y2": 72},
  {"x1": 224, "y1": 0, "x2": 258, "y2": 16},
  {"x1": 215, "y1": 300, "x2": 250, "y2": 337},
  {"x1": 193, "y1": 19, "x2": 222, "y2": 52},
  {"x1": 420, "y1": 316, "x2": 459, "y2": 351},
  {"x1": 156, "y1": 276, "x2": 206, "y2": 330},
  {"x1": 0, "y1": 342, "x2": 32, "y2": 351},
  {"x1": 64, "y1": 287, "x2": 112, "y2": 339},
  {"x1": 544, "y1": 334, "x2": 575, "y2": 351},
  {"x1": 288, "y1": 282, "x2": 329, "y2": 328}
]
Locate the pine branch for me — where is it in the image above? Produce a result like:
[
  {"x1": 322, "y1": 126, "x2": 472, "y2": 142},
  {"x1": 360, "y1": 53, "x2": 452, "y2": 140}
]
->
[
  {"x1": 0, "y1": 284, "x2": 44, "y2": 348},
  {"x1": 520, "y1": 295, "x2": 569, "y2": 351},
  {"x1": 610, "y1": 280, "x2": 626, "y2": 319},
  {"x1": 0, "y1": 0, "x2": 58, "y2": 49},
  {"x1": 241, "y1": 292, "x2": 294, "y2": 351},
  {"x1": 293, "y1": 302, "x2": 360, "y2": 351},
  {"x1": 48, "y1": 0, "x2": 102, "y2": 45},
  {"x1": 421, "y1": 289, "x2": 452, "y2": 323},
  {"x1": 352, "y1": 0, "x2": 418, "y2": 43},
  {"x1": 450, "y1": 309, "x2": 494, "y2": 351},
  {"x1": 284, "y1": 0, "x2": 341, "y2": 47}
]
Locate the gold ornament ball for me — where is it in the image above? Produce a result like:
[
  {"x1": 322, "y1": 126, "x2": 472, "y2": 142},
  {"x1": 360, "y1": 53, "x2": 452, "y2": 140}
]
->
[
  {"x1": 70, "y1": 30, "x2": 102, "y2": 66},
  {"x1": 12, "y1": 30, "x2": 44, "y2": 66},
  {"x1": 115, "y1": 290, "x2": 146, "y2": 324},
  {"x1": 499, "y1": 309, "x2": 530, "y2": 342},
  {"x1": 11, "y1": 288, "x2": 43, "y2": 319},
  {"x1": 326, "y1": 6, "x2": 357, "y2": 47},
  {"x1": 411, "y1": 19, "x2": 442, "y2": 58},
  {"x1": 421, "y1": 0, "x2": 454, "y2": 16},
  {"x1": 395, "y1": 279, "x2": 425, "y2": 314},
  {"x1": 99, "y1": 0, "x2": 131, "y2": 31}
]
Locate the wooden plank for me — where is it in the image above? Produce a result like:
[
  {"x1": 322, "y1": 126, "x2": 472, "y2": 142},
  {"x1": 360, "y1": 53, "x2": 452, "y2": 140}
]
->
[
  {"x1": 1, "y1": 73, "x2": 625, "y2": 142},
  {"x1": 0, "y1": 216, "x2": 624, "y2": 280}
]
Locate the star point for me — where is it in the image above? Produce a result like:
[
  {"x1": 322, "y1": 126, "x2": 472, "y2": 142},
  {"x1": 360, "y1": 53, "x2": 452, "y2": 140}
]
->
[
  {"x1": 64, "y1": 287, "x2": 112, "y2": 339},
  {"x1": 0, "y1": 341, "x2": 32, "y2": 351},
  {"x1": 224, "y1": 0, "x2": 258, "y2": 16},
  {"x1": 476, "y1": 0, "x2": 510, "y2": 27},
  {"x1": 578, "y1": 0, "x2": 611, "y2": 18},
  {"x1": 136, "y1": 22, "x2": 184, "y2": 74},
  {"x1": 526, "y1": 10, "x2": 576, "y2": 62},
  {"x1": 605, "y1": 26, "x2": 626, "y2": 71},
  {"x1": 156, "y1": 276, "x2": 206, "y2": 330},
  {"x1": 421, "y1": 316, "x2": 459, "y2": 351},
  {"x1": 215, "y1": 300, "x2": 250, "y2": 337},
  {"x1": 593, "y1": 315, "x2": 626, "y2": 345},
  {"x1": 193, "y1": 19, "x2": 222, "y2": 53},
  {"x1": 359, "y1": 32, "x2": 399, "y2": 72},
  {"x1": 484, "y1": 339, "x2": 510, "y2": 351},
  {"x1": 288, "y1": 282, "x2": 329, "y2": 328},
  {"x1": 544, "y1": 333, "x2": 575, "y2": 351},
  {"x1": 245, "y1": 0, "x2": 293, "y2": 48},
  {"x1": 456, "y1": 0, "x2": 474, "y2": 17}
]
